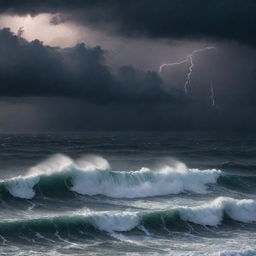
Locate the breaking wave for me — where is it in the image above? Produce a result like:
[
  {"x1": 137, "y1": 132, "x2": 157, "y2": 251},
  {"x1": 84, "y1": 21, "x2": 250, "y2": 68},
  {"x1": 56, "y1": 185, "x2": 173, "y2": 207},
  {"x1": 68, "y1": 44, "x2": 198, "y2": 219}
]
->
[
  {"x1": 0, "y1": 197, "x2": 255, "y2": 237},
  {"x1": 0, "y1": 154, "x2": 255, "y2": 200},
  {"x1": 0, "y1": 154, "x2": 220, "y2": 199}
]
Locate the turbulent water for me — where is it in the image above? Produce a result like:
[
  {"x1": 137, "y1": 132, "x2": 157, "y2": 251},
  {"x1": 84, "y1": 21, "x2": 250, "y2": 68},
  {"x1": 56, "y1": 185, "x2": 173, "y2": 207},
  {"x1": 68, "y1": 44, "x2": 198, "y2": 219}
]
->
[{"x1": 0, "y1": 132, "x2": 256, "y2": 256}]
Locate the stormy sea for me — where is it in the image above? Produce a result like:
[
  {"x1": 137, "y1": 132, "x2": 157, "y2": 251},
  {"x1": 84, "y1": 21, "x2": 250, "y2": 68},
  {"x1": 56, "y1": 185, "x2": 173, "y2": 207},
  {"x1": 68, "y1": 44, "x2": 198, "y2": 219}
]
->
[{"x1": 0, "y1": 132, "x2": 256, "y2": 256}]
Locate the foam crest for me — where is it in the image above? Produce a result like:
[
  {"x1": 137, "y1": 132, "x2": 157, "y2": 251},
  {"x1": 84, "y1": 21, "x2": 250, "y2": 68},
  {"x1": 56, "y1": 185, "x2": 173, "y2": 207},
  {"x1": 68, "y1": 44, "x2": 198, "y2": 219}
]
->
[
  {"x1": 2, "y1": 154, "x2": 109, "y2": 199},
  {"x1": 71, "y1": 162, "x2": 220, "y2": 198},
  {"x1": 180, "y1": 197, "x2": 256, "y2": 226},
  {"x1": 1, "y1": 155, "x2": 221, "y2": 199},
  {"x1": 89, "y1": 212, "x2": 140, "y2": 232},
  {"x1": 5, "y1": 176, "x2": 40, "y2": 199},
  {"x1": 4, "y1": 154, "x2": 73, "y2": 199},
  {"x1": 0, "y1": 197, "x2": 255, "y2": 237},
  {"x1": 27, "y1": 154, "x2": 73, "y2": 176},
  {"x1": 76, "y1": 155, "x2": 110, "y2": 171}
]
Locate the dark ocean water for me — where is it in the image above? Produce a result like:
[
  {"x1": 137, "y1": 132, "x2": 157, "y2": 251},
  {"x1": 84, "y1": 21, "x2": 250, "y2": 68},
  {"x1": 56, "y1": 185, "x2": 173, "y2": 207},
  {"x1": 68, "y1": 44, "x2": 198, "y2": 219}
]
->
[{"x1": 0, "y1": 132, "x2": 256, "y2": 256}]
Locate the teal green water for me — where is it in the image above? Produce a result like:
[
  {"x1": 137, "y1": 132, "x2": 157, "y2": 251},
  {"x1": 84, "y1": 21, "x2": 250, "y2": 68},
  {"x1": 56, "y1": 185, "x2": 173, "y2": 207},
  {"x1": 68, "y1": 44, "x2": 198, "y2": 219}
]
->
[{"x1": 0, "y1": 132, "x2": 256, "y2": 256}]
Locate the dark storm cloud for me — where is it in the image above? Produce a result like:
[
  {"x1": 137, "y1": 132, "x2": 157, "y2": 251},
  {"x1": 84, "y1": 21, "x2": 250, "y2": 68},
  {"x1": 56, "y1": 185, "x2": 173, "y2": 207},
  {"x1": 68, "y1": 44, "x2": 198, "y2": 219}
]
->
[
  {"x1": 0, "y1": 0, "x2": 256, "y2": 45},
  {"x1": 0, "y1": 28, "x2": 173, "y2": 104},
  {"x1": 0, "y1": 28, "x2": 222, "y2": 131},
  {"x1": 0, "y1": 29, "x2": 256, "y2": 131}
]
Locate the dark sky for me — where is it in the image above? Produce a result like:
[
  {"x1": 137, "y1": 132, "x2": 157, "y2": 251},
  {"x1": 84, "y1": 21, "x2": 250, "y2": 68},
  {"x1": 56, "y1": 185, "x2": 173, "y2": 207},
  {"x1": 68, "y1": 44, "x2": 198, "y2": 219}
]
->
[{"x1": 0, "y1": 0, "x2": 255, "y2": 131}]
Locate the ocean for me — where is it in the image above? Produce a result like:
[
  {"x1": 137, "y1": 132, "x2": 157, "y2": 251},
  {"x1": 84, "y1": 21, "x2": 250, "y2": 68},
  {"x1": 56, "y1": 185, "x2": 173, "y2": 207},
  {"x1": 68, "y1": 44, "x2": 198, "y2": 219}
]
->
[{"x1": 0, "y1": 132, "x2": 256, "y2": 256}]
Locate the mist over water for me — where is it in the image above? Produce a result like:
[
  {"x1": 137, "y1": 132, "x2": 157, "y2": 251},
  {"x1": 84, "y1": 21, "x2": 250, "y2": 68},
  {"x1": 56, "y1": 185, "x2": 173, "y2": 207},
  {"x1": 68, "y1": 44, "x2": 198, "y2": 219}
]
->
[{"x1": 0, "y1": 132, "x2": 256, "y2": 256}]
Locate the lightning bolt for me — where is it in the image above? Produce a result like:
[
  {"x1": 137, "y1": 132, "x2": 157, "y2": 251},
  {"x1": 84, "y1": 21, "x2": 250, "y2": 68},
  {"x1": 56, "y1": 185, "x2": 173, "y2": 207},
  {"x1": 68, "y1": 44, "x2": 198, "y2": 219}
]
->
[
  {"x1": 159, "y1": 46, "x2": 216, "y2": 94},
  {"x1": 210, "y1": 82, "x2": 215, "y2": 107}
]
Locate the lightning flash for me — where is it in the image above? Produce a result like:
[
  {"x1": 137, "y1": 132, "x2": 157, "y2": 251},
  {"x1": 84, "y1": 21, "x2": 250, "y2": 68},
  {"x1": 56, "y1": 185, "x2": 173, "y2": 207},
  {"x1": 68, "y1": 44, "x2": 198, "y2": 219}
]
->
[{"x1": 159, "y1": 46, "x2": 216, "y2": 94}]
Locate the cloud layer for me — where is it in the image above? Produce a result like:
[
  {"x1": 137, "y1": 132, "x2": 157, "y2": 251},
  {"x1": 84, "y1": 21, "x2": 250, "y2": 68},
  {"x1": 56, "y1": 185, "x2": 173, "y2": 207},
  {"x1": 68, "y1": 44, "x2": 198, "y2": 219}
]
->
[
  {"x1": 0, "y1": 28, "x2": 256, "y2": 131},
  {"x1": 0, "y1": 28, "x2": 220, "y2": 131},
  {"x1": 0, "y1": 0, "x2": 256, "y2": 45},
  {"x1": 0, "y1": 28, "x2": 173, "y2": 104}
]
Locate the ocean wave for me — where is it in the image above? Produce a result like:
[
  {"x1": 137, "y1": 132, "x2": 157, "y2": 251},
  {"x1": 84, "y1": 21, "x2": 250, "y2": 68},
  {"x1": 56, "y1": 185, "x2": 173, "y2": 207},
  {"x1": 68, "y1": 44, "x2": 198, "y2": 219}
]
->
[
  {"x1": 1, "y1": 154, "x2": 256, "y2": 200},
  {"x1": 179, "y1": 196, "x2": 256, "y2": 225},
  {"x1": 71, "y1": 162, "x2": 220, "y2": 198},
  {"x1": 0, "y1": 154, "x2": 221, "y2": 199},
  {"x1": 220, "y1": 161, "x2": 256, "y2": 172},
  {"x1": 218, "y1": 174, "x2": 256, "y2": 194},
  {"x1": 0, "y1": 197, "x2": 255, "y2": 237}
]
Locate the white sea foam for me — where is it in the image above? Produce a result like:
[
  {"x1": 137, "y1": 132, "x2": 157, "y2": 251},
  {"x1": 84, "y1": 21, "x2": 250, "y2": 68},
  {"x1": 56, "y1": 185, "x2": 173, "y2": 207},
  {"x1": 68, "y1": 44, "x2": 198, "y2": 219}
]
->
[
  {"x1": 86, "y1": 197, "x2": 256, "y2": 232},
  {"x1": 89, "y1": 211, "x2": 140, "y2": 232},
  {"x1": 180, "y1": 197, "x2": 256, "y2": 226},
  {"x1": 3, "y1": 154, "x2": 73, "y2": 199},
  {"x1": 71, "y1": 161, "x2": 220, "y2": 198},
  {"x1": 2, "y1": 155, "x2": 221, "y2": 199},
  {"x1": 109, "y1": 231, "x2": 141, "y2": 244},
  {"x1": 75, "y1": 155, "x2": 110, "y2": 171},
  {"x1": 5, "y1": 176, "x2": 40, "y2": 199},
  {"x1": 2, "y1": 154, "x2": 109, "y2": 199},
  {"x1": 27, "y1": 154, "x2": 73, "y2": 176},
  {"x1": 0, "y1": 197, "x2": 255, "y2": 238}
]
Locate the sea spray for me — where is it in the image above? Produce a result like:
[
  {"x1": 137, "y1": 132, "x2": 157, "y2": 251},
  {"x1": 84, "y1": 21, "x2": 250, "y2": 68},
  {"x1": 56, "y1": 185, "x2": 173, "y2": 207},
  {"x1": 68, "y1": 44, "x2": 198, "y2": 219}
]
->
[
  {"x1": 180, "y1": 197, "x2": 256, "y2": 225},
  {"x1": 71, "y1": 164, "x2": 220, "y2": 198},
  {"x1": 0, "y1": 154, "x2": 221, "y2": 199},
  {"x1": 5, "y1": 176, "x2": 40, "y2": 199},
  {"x1": 0, "y1": 197, "x2": 256, "y2": 236}
]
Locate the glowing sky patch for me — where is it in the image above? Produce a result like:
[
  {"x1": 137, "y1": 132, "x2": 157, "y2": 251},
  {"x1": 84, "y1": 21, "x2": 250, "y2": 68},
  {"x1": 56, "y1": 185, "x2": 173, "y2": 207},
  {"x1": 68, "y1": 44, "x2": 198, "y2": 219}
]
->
[{"x1": 0, "y1": 14, "x2": 81, "y2": 47}]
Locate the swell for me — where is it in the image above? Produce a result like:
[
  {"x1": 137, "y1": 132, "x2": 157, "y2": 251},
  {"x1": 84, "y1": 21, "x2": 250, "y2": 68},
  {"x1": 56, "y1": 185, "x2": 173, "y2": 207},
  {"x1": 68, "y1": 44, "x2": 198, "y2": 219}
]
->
[
  {"x1": 0, "y1": 197, "x2": 255, "y2": 238},
  {"x1": 1, "y1": 154, "x2": 256, "y2": 200},
  {"x1": 0, "y1": 154, "x2": 221, "y2": 199},
  {"x1": 220, "y1": 161, "x2": 256, "y2": 173},
  {"x1": 218, "y1": 174, "x2": 256, "y2": 194}
]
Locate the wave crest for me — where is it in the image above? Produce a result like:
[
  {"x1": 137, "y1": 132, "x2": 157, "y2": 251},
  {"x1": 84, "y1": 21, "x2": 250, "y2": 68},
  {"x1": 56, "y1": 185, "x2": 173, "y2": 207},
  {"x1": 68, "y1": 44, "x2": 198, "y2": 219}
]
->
[
  {"x1": 180, "y1": 197, "x2": 256, "y2": 226},
  {"x1": 71, "y1": 162, "x2": 220, "y2": 198},
  {"x1": 0, "y1": 197, "x2": 255, "y2": 236},
  {"x1": 0, "y1": 154, "x2": 220, "y2": 199}
]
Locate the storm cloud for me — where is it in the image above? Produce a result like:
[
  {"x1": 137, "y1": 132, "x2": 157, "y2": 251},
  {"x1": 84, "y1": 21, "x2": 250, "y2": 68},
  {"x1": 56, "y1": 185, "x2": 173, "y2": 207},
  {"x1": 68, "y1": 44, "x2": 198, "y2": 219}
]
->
[
  {"x1": 0, "y1": 1, "x2": 256, "y2": 131},
  {"x1": 0, "y1": 27, "x2": 220, "y2": 131},
  {"x1": 0, "y1": 28, "x2": 173, "y2": 104},
  {"x1": 0, "y1": 0, "x2": 256, "y2": 46},
  {"x1": 0, "y1": 27, "x2": 255, "y2": 131}
]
